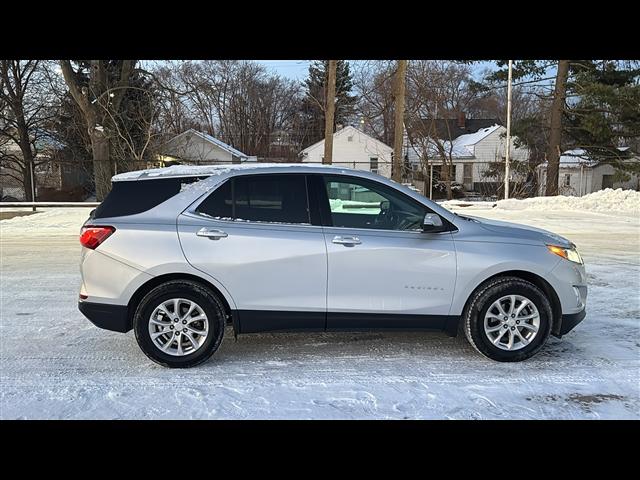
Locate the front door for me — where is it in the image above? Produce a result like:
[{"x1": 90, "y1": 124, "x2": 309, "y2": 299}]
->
[
  {"x1": 177, "y1": 173, "x2": 327, "y2": 332},
  {"x1": 317, "y1": 174, "x2": 457, "y2": 330}
]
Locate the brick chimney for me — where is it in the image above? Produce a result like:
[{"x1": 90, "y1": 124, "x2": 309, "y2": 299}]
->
[{"x1": 457, "y1": 111, "x2": 466, "y2": 129}]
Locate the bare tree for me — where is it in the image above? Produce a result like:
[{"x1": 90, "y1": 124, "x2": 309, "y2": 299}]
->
[
  {"x1": 150, "y1": 60, "x2": 306, "y2": 161},
  {"x1": 405, "y1": 61, "x2": 479, "y2": 199},
  {"x1": 352, "y1": 60, "x2": 396, "y2": 146},
  {"x1": 0, "y1": 60, "x2": 61, "y2": 201},
  {"x1": 392, "y1": 60, "x2": 407, "y2": 181},
  {"x1": 59, "y1": 60, "x2": 136, "y2": 200}
]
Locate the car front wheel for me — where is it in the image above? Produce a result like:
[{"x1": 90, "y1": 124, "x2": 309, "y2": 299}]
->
[{"x1": 462, "y1": 276, "x2": 553, "y2": 362}]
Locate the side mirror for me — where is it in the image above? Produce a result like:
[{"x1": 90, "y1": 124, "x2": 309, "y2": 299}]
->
[{"x1": 423, "y1": 213, "x2": 444, "y2": 232}]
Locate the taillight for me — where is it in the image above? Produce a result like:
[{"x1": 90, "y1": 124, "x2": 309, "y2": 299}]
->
[{"x1": 80, "y1": 226, "x2": 115, "y2": 250}]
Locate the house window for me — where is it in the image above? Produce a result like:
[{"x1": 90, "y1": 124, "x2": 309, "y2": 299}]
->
[
  {"x1": 347, "y1": 136, "x2": 354, "y2": 142},
  {"x1": 463, "y1": 164, "x2": 473, "y2": 185},
  {"x1": 564, "y1": 174, "x2": 571, "y2": 187},
  {"x1": 370, "y1": 157, "x2": 379, "y2": 174},
  {"x1": 437, "y1": 164, "x2": 454, "y2": 182}
]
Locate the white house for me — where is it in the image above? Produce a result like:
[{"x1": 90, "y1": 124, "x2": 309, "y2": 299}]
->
[
  {"x1": 407, "y1": 124, "x2": 529, "y2": 192},
  {"x1": 536, "y1": 148, "x2": 640, "y2": 196},
  {"x1": 298, "y1": 125, "x2": 394, "y2": 178},
  {"x1": 157, "y1": 129, "x2": 257, "y2": 166}
]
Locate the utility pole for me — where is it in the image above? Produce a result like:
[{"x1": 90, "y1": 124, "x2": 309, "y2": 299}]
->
[
  {"x1": 392, "y1": 60, "x2": 407, "y2": 182},
  {"x1": 323, "y1": 60, "x2": 337, "y2": 164},
  {"x1": 504, "y1": 59, "x2": 513, "y2": 200}
]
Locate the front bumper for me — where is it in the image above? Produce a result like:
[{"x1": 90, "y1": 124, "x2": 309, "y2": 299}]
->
[
  {"x1": 554, "y1": 307, "x2": 586, "y2": 338},
  {"x1": 79, "y1": 301, "x2": 131, "y2": 333}
]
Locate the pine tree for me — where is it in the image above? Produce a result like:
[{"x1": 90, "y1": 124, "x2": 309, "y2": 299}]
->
[
  {"x1": 565, "y1": 60, "x2": 640, "y2": 175},
  {"x1": 301, "y1": 60, "x2": 357, "y2": 145},
  {"x1": 480, "y1": 60, "x2": 640, "y2": 194}
]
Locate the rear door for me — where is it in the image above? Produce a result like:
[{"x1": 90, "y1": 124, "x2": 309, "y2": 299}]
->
[
  {"x1": 316, "y1": 174, "x2": 457, "y2": 330},
  {"x1": 177, "y1": 173, "x2": 327, "y2": 332}
]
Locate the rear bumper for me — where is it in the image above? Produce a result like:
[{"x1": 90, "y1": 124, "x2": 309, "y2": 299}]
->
[
  {"x1": 79, "y1": 301, "x2": 130, "y2": 333},
  {"x1": 554, "y1": 308, "x2": 586, "y2": 337}
]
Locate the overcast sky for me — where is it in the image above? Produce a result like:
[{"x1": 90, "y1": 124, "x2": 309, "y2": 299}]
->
[
  {"x1": 256, "y1": 60, "x2": 501, "y2": 82},
  {"x1": 256, "y1": 60, "x2": 313, "y2": 80}
]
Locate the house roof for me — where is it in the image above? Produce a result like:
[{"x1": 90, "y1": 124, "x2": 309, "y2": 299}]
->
[
  {"x1": 453, "y1": 124, "x2": 502, "y2": 149},
  {"x1": 558, "y1": 149, "x2": 598, "y2": 168},
  {"x1": 538, "y1": 148, "x2": 639, "y2": 169},
  {"x1": 299, "y1": 125, "x2": 393, "y2": 156},
  {"x1": 411, "y1": 118, "x2": 502, "y2": 140},
  {"x1": 417, "y1": 124, "x2": 502, "y2": 160},
  {"x1": 165, "y1": 129, "x2": 252, "y2": 159}
]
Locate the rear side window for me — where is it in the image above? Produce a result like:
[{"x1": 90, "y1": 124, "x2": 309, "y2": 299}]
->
[
  {"x1": 195, "y1": 180, "x2": 232, "y2": 219},
  {"x1": 93, "y1": 176, "x2": 205, "y2": 219},
  {"x1": 196, "y1": 174, "x2": 310, "y2": 224}
]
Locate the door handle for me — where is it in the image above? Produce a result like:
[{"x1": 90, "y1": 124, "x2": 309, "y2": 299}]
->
[
  {"x1": 332, "y1": 235, "x2": 361, "y2": 246},
  {"x1": 196, "y1": 228, "x2": 228, "y2": 240}
]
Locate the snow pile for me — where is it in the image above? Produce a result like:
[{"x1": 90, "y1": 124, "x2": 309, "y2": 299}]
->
[
  {"x1": 0, "y1": 208, "x2": 92, "y2": 234},
  {"x1": 497, "y1": 189, "x2": 640, "y2": 214}
]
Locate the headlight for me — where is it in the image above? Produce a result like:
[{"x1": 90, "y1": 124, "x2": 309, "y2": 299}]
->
[{"x1": 547, "y1": 245, "x2": 583, "y2": 264}]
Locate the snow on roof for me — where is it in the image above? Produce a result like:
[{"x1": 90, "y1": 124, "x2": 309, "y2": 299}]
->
[
  {"x1": 539, "y1": 149, "x2": 600, "y2": 169},
  {"x1": 111, "y1": 163, "x2": 354, "y2": 182},
  {"x1": 422, "y1": 142, "x2": 474, "y2": 159},
  {"x1": 559, "y1": 149, "x2": 598, "y2": 167},
  {"x1": 452, "y1": 124, "x2": 502, "y2": 149},
  {"x1": 539, "y1": 147, "x2": 638, "y2": 169},
  {"x1": 413, "y1": 124, "x2": 502, "y2": 160}
]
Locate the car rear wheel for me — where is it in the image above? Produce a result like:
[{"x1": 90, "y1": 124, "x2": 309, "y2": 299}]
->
[
  {"x1": 133, "y1": 280, "x2": 226, "y2": 368},
  {"x1": 462, "y1": 276, "x2": 553, "y2": 362}
]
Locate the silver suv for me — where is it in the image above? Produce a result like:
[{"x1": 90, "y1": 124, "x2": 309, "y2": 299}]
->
[{"x1": 78, "y1": 164, "x2": 587, "y2": 368}]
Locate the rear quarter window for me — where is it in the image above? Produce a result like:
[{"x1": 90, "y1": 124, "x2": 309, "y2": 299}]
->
[{"x1": 93, "y1": 176, "x2": 206, "y2": 219}]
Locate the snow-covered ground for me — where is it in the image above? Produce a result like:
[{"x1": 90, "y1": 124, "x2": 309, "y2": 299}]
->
[{"x1": 1, "y1": 195, "x2": 639, "y2": 419}]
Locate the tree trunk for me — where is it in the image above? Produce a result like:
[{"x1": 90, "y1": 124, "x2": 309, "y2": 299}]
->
[
  {"x1": 545, "y1": 60, "x2": 570, "y2": 196},
  {"x1": 90, "y1": 132, "x2": 112, "y2": 201},
  {"x1": 445, "y1": 163, "x2": 453, "y2": 200},
  {"x1": 323, "y1": 60, "x2": 337, "y2": 164},
  {"x1": 13, "y1": 104, "x2": 36, "y2": 202},
  {"x1": 392, "y1": 60, "x2": 407, "y2": 182},
  {"x1": 22, "y1": 165, "x2": 34, "y2": 202},
  {"x1": 17, "y1": 145, "x2": 35, "y2": 202}
]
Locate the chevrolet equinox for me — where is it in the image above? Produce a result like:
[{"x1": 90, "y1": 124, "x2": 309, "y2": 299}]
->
[{"x1": 78, "y1": 164, "x2": 587, "y2": 368}]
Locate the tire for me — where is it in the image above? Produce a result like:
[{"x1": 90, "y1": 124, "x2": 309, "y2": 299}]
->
[
  {"x1": 133, "y1": 280, "x2": 226, "y2": 368},
  {"x1": 462, "y1": 276, "x2": 553, "y2": 362}
]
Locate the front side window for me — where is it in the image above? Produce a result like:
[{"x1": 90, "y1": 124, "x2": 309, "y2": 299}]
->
[
  {"x1": 323, "y1": 175, "x2": 426, "y2": 231},
  {"x1": 196, "y1": 174, "x2": 310, "y2": 224}
]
